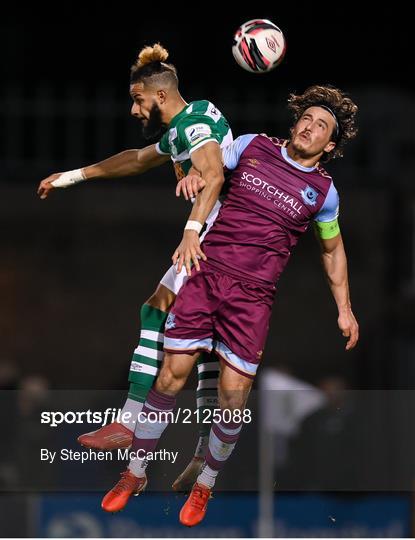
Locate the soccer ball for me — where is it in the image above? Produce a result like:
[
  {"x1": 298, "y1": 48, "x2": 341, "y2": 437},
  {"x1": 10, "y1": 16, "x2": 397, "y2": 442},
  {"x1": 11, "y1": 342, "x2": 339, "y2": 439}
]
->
[{"x1": 232, "y1": 19, "x2": 286, "y2": 73}]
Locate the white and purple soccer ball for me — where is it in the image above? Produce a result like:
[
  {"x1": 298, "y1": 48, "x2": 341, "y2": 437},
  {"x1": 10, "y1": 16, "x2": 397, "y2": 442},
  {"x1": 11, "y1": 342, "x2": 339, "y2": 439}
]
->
[{"x1": 232, "y1": 19, "x2": 286, "y2": 73}]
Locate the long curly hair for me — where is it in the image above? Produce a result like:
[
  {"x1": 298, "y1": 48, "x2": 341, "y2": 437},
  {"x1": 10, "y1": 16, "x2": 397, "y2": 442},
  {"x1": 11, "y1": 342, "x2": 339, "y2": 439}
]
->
[{"x1": 287, "y1": 85, "x2": 358, "y2": 162}]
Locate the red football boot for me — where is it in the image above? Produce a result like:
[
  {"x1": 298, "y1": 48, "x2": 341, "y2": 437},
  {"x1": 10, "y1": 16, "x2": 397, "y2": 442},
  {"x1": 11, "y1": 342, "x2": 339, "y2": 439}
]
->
[
  {"x1": 179, "y1": 482, "x2": 211, "y2": 527},
  {"x1": 101, "y1": 469, "x2": 147, "y2": 513},
  {"x1": 77, "y1": 422, "x2": 133, "y2": 450}
]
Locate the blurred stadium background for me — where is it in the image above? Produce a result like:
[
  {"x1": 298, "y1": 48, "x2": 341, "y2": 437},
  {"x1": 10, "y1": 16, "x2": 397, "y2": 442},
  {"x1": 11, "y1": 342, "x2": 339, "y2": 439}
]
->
[{"x1": 1, "y1": 3, "x2": 415, "y2": 537}]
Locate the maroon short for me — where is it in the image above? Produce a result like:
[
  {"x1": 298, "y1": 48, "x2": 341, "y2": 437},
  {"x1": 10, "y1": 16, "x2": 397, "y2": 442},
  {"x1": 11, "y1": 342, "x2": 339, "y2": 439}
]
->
[{"x1": 163, "y1": 263, "x2": 276, "y2": 379}]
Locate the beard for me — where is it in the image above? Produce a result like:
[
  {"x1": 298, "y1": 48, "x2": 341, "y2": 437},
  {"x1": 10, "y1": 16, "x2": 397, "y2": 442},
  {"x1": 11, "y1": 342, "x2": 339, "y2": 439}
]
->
[
  {"x1": 291, "y1": 133, "x2": 315, "y2": 158},
  {"x1": 140, "y1": 103, "x2": 167, "y2": 140}
]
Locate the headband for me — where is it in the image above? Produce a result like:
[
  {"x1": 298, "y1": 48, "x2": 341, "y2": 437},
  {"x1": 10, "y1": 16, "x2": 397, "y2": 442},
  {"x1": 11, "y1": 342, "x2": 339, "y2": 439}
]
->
[{"x1": 315, "y1": 103, "x2": 340, "y2": 140}]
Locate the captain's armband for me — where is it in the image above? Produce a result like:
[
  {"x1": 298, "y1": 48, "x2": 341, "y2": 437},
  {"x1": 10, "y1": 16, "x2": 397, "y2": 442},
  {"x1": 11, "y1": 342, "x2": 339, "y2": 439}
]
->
[{"x1": 314, "y1": 218, "x2": 340, "y2": 240}]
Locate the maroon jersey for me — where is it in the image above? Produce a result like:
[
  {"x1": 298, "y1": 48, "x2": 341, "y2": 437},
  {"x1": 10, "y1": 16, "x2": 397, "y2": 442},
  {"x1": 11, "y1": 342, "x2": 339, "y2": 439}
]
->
[{"x1": 202, "y1": 134, "x2": 337, "y2": 285}]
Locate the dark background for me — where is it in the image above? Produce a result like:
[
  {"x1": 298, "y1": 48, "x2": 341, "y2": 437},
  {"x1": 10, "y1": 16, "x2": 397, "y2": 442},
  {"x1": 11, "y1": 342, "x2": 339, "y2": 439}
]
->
[
  {"x1": 0, "y1": 4, "x2": 414, "y2": 390},
  {"x1": 1, "y1": 4, "x2": 414, "y2": 390},
  {"x1": 1, "y1": 2, "x2": 415, "y2": 537}
]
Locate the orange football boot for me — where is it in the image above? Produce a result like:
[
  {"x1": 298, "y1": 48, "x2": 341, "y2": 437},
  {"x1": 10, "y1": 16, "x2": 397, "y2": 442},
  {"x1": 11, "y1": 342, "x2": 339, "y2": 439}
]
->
[
  {"x1": 179, "y1": 482, "x2": 211, "y2": 527},
  {"x1": 101, "y1": 469, "x2": 147, "y2": 513}
]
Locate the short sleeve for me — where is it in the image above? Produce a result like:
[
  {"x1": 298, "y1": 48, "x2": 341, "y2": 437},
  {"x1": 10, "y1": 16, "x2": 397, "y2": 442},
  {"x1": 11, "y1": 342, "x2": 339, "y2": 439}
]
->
[
  {"x1": 314, "y1": 182, "x2": 339, "y2": 222},
  {"x1": 156, "y1": 132, "x2": 171, "y2": 155},
  {"x1": 176, "y1": 115, "x2": 221, "y2": 155},
  {"x1": 222, "y1": 134, "x2": 257, "y2": 169}
]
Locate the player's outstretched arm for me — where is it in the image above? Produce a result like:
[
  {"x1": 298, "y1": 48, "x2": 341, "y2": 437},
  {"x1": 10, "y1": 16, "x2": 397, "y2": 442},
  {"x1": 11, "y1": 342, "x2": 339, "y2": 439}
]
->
[
  {"x1": 37, "y1": 144, "x2": 170, "y2": 199},
  {"x1": 172, "y1": 142, "x2": 224, "y2": 276},
  {"x1": 315, "y1": 230, "x2": 359, "y2": 350}
]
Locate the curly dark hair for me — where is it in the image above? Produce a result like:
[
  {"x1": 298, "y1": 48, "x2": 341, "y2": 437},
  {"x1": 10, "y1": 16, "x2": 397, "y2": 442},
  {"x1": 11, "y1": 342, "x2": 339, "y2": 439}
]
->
[{"x1": 287, "y1": 85, "x2": 358, "y2": 162}]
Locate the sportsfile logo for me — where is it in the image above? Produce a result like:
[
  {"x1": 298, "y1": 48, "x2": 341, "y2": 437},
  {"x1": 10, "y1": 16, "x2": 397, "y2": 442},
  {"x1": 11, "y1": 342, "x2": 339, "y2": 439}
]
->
[{"x1": 41, "y1": 407, "x2": 252, "y2": 428}]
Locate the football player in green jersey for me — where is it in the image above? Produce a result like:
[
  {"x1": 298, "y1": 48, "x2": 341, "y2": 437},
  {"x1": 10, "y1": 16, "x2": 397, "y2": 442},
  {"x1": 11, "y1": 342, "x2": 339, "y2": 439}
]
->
[{"x1": 37, "y1": 43, "x2": 233, "y2": 491}]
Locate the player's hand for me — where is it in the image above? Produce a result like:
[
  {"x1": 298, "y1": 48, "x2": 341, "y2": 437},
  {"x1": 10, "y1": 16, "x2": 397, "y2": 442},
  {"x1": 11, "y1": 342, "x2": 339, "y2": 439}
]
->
[
  {"x1": 338, "y1": 307, "x2": 359, "y2": 350},
  {"x1": 176, "y1": 175, "x2": 206, "y2": 200},
  {"x1": 37, "y1": 173, "x2": 61, "y2": 200},
  {"x1": 172, "y1": 230, "x2": 207, "y2": 276}
]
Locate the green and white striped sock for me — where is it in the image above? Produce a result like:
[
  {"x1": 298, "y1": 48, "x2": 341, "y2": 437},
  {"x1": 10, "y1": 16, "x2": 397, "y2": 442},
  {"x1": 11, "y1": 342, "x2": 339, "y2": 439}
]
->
[
  {"x1": 194, "y1": 352, "x2": 219, "y2": 458},
  {"x1": 121, "y1": 304, "x2": 167, "y2": 429}
]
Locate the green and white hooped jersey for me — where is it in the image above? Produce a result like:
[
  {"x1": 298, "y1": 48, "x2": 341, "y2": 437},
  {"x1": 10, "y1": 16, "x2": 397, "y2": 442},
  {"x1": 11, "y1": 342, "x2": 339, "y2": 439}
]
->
[{"x1": 155, "y1": 100, "x2": 233, "y2": 180}]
